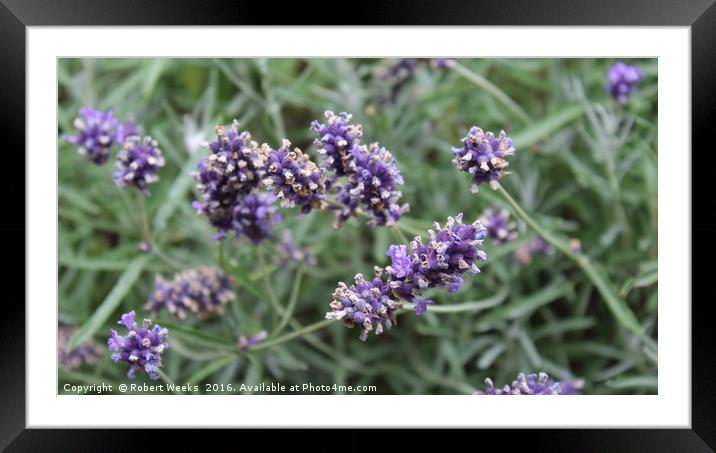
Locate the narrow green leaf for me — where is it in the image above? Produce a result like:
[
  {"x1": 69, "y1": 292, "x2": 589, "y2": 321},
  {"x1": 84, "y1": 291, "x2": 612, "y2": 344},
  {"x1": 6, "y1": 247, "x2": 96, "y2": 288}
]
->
[
  {"x1": 476, "y1": 281, "x2": 572, "y2": 330},
  {"x1": 477, "y1": 342, "x2": 506, "y2": 369},
  {"x1": 142, "y1": 59, "x2": 169, "y2": 96},
  {"x1": 512, "y1": 104, "x2": 584, "y2": 149},
  {"x1": 67, "y1": 255, "x2": 148, "y2": 350},
  {"x1": 583, "y1": 262, "x2": 644, "y2": 335},
  {"x1": 606, "y1": 376, "x2": 658, "y2": 390},
  {"x1": 153, "y1": 150, "x2": 199, "y2": 233},
  {"x1": 188, "y1": 355, "x2": 237, "y2": 385},
  {"x1": 157, "y1": 319, "x2": 236, "y2": 352},
  {"x1": 59, "y1": 185, "x2": 100, "y2": 215}
]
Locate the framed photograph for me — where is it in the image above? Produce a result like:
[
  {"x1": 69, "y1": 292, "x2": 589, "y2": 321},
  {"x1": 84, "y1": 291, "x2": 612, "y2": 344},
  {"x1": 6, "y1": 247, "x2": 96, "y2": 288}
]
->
[{"x1": 4, "y1": 0, "x2": 713, "y2": 448}]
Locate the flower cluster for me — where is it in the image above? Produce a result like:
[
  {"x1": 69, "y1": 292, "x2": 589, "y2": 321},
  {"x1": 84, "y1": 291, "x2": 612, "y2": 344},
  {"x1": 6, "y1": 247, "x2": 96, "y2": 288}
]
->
[
  {"x1": 474, "y1": 372, "x2": 581, "y2": 395},
  {"x1": 513, "y1": 237, "x2": 556, "y2": 265},
  {"x1": 62, "y1": 108, "x2": 119, "y2": 164},
  {"x1": 451, "y1": 126, "x2": 515, "y2": 192},
  {"x1": 480, "y1": 208, "x2": 518, "y2": 244},
  {"x1": 146, "y1": 267, "x2": 236, "y2": 320},
  {"x1": 607, "y1": 62, "x2": 643, "y2": 104},
  {"x1": 238, "y1": 331, "x2": 268, "y2": 350},
  {"x1": 263, "y1": 139, "x2": 327, "y2": 213},
  {"x1": 113, "y1": 136, "x2": 165, "y2": 195},
  {"x1": 310, "y1": 111, "x2": 363, "y2": 176},
  {"x1": 107, "y1": 311, "x2": 169, "y2": 380},
  {"x1": 336, "y1": 143, "x2": 409, "y2": 226},
  {"x1": 192, "y1": 122, "x2": 271, "y2": 238},
  {"x1": 275, "y1": 231, "x2": 317, "y2": 268},
  {"x1": 327, "y1": 213, "x2": 488, "y2": 340},
  {"x1": 232, "y1": 192, "x2": 282, "y2": 243},
  {"x1": 326, "y1": 268, "x2": 400, "y2": 341},
  {"x1": 386, "y1": 213, "x2": 487, "y2": 314},
  {"x1": 310, "y1": 111, "x2": 409, "y2": 227},
  {"x1": 58, "y1": 327, "x2": 102, "y2": 369},
  {"x1": 380, "y1": 58, "x2": 456, "y2": 102}
]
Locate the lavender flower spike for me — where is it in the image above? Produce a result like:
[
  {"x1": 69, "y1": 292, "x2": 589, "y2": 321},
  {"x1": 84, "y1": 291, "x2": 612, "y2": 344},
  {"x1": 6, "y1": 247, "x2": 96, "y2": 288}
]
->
[
  {"x1": 62, "y1": 108, "x2": 118, "y2": 165},
  {"x1": 147, "y1": 267, "x2": 236, "y2": 320},
  {"x1": 326, "y1": 267, "x2": 400, "y2": 341},
  {"x1": 310, "y1": 111, "x2": 363, "y2": 176},
  {"x1": 232, "y1": 192, "x2": 281, "y2": 243},
  {"x1": 238, "y1": 330, "x2": 268, "y2": 350},
  {"x1": 386, "y1": 213, "x2": 488, "y2": 314},
  {"x1": 107, "y1": 311, "x2": 169, "y2": 380},
  {"x1": 262, "y1": 139, "x2": 327, "y2": 214},
  {"x1": 607, "y1": 61, "x2": 643, "y2": 105},
  {"x1": 451, "y1": 126, "x2": 515, "y2": 192},
  {"x1": 480, "y1": 208, "x2": 518, "y2": 244},
  {"x1": 113, "y1": 136, "x2": 165, "y2": 195},
  {"x1": 275, "y1": 230, "x2": 317, "y2": 268},
  {"x1": 336, "y1": 143, "x2": 409, "y2": 227},
  {"x1": 474, "y1": 372, "x2": 582, "y2": 395},
  {"x1": 192, "y1": 121, "x2": 269, "y2": 238},
  {"x1": 58, "y1": 326, "x2": 102, "y2": 369}
]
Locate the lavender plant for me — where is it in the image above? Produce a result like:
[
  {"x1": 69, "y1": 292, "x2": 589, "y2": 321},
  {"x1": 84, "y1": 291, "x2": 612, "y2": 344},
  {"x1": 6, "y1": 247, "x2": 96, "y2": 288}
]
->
[
  {"x1": 62, "y1": 108, "x2": 118, "y2": 164},
  {"x1": 146, "y1": 267, "x2": 236, "y2": 319},
  {"x1": 107, "y1": 311, "x2": 169, "y2": 380},
  {"x1": 607, "y1": 61, "x2": 643, "y2": 104},
  {"x1": 58, "y1": 327, "x2": 102, "y2": 369},
  {"x1": 113, "y1": 136, "x2": 165, "y2": 195},
  {"x1": 480, "y1": 208, "x2": 518, "y2": 244},
  {"x1": 451, "y1": 126, "x2": 515, "y2": 192},
  {"x1": 474, "y1": 372, "x2": 582, "y2": 395},
  {"x1": 59, "y1": 58, "x2": 657, "y2": 396}
]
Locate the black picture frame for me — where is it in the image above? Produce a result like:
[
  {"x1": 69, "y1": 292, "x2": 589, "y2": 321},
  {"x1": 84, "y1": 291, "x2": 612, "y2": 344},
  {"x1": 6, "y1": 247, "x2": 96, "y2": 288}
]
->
[{"x1": 2, "y1": 0, "x2": 713, "y2": 449}]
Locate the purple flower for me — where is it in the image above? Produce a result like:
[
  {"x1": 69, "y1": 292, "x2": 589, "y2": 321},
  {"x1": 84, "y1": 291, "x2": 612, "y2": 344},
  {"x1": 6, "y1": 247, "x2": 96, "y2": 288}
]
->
[
  {"x1": 310, "y1": 111, "x2": 363, "y2": 176},
  {"x1": 480, "y1": 208, "x2": 518, "y2": 244},
  {"x1": 107, "y1": 311, "x2": 169, "y2": 380},
  {"x1": 115, "y1": 121, "x2": 141, "y2": 144},
  {"x1": 451, "y1": 126, "x2": 515, "y2": 192},
  {"x1": 232, "y1": 192, "x2": 281, "y2": 243},
  {"x1": 58, "y1": 326, "x2": 102, "y2": 369},
  {"x1": 385, "y1": 213, "x2": 487, "y2": 314},
  {"x1": 238, "y1": 330, "x2": 268, "y2": 350},
  {"x1": 335, "y1": 143, "x2": 409, "y2": 227},
  {"x1": 513, "y1": 237, "x2": 556, "y2": 265},
  {"x1": 147, "y1": 267, "x2": 236, "y2": 320},
  {"x1": 607, "y1": 62, "x2": 643, "y2": 104},
  {"x1": 62, "y1": 108, "x2": 118, "y2": 165},
  {"x1": 275, "y1": 230, "x2": 317, "y2": 268},
  {"x1": 262, "y1": 139, "x2": 327, "y2": 214},
  {"x1": 474, "y1": 372, "x2": 580, "y2": 395},
  {"x1": 326, "y1": 268, "x2": 400, "y2": 341},
  {"x1": 430, "y1": 58, "x2": 456, "y2": 68},
  {"x1": 113, "y1": 136, "x2": 165, "y2": 195},
  {"x1": 192, "y1": 122, "x2": 269, "y2": 237}
]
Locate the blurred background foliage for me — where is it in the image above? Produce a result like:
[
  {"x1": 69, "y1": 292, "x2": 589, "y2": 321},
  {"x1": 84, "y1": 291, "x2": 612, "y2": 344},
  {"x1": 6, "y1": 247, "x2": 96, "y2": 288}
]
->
[{"x1": 58, "y1": 57, "x2": 657, "y2": 394}]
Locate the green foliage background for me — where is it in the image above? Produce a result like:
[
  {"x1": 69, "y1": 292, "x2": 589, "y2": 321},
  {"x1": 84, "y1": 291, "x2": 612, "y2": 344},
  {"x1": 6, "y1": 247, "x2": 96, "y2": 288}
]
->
[{"x1": 58, "y1": 58, "x2": 657, "y2": 395}]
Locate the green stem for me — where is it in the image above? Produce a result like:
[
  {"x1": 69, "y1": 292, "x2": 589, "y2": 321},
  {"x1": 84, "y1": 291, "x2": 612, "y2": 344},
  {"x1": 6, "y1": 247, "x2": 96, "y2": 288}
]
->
[
  {"x1": 495, "y1": 184, "x2": 643, "y2": 335},
  {"x1": 451, "y1": 62, "x2": 533, "y2": 125},
  {"x1": 390, "y1": 224, "x2": 409, "y2": 244},
  {"x1": 402, "y1": 288, "x2": 508, "y2": 314},
  {"x1": 495, "y1": 184, "x2": 573, "y2": 257},
  {"x1": 249, "y1": 319, "x2": 337, "y2": 352},
  {"x1": 136, "y1": 192, "x2": 152, "y2": 242},
  {"x1": 272, "y1": 267, "x2": 305, "y2": 337},
  {"x1": 136, "y1": 193, "x2": 182, "y2": 271},
  {"x1": 605, "y1": 137, "x2": 632, "y2": 246},
  {"x1": 217, "y1": 240, "x2": 228, "y2": 273},
  {"x1": 257, "y1": 247, "x2": 284, "y2": 327}
]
